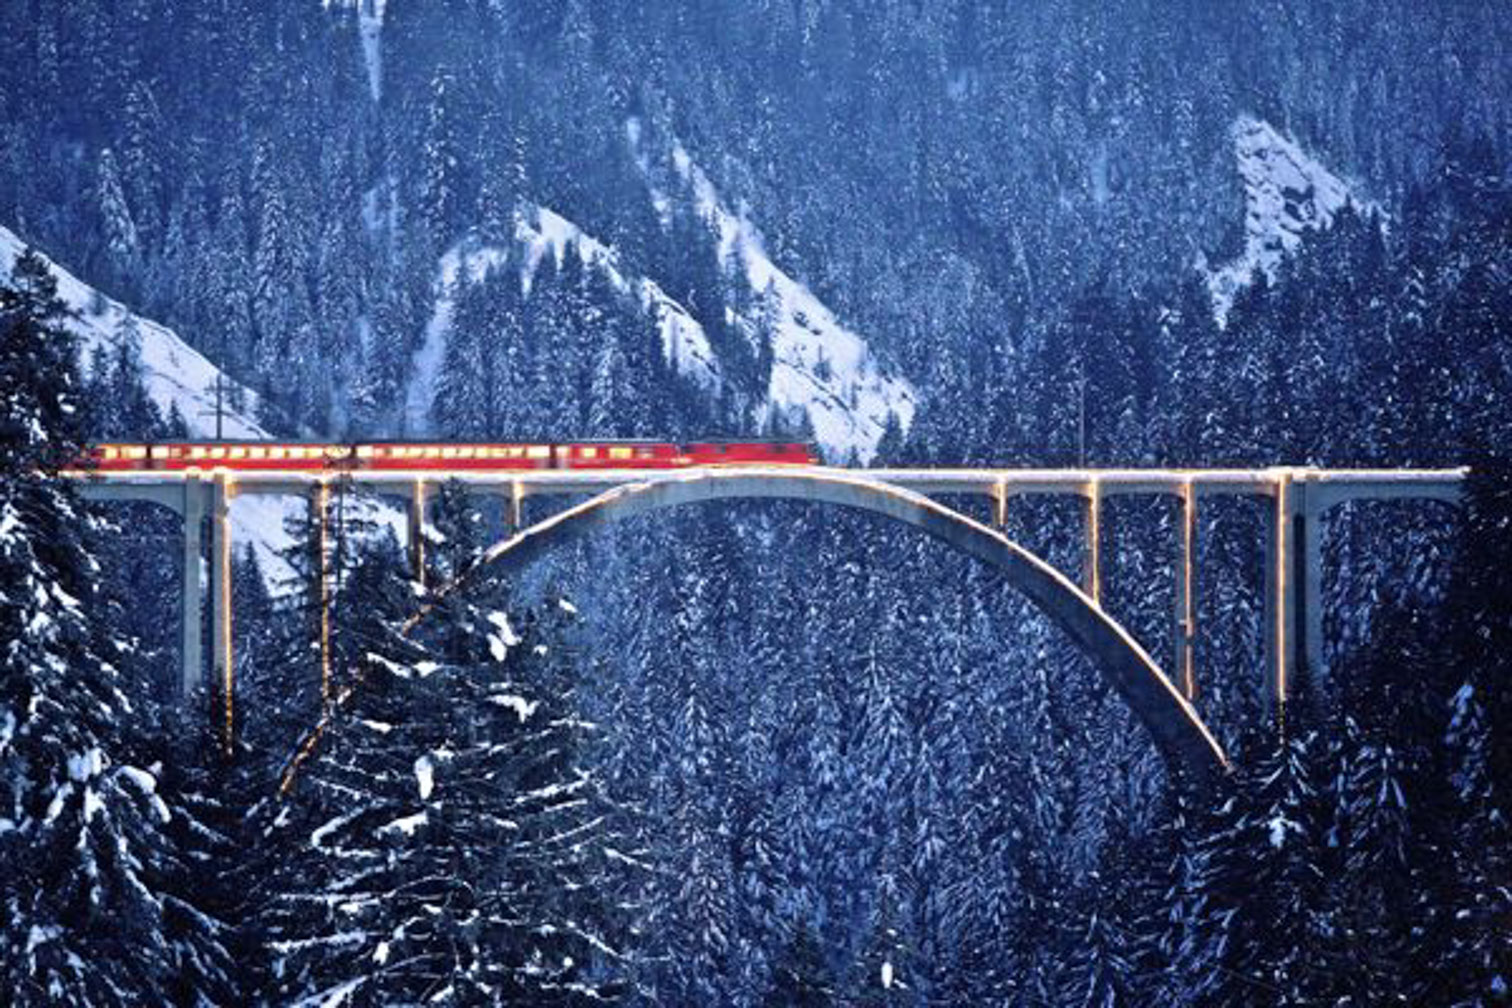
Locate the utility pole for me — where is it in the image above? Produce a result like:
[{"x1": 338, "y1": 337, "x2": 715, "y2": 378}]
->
[{"x1": 199, "y1": 372, "x2": 227, "y2": 440}]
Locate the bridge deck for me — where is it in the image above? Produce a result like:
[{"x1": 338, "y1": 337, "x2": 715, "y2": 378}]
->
[{"x1": 66, "y1": 464, "x2": 1468, "y2": 503}]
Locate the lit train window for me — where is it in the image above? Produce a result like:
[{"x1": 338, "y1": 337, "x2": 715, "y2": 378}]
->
[
  {"x1": 635, "y1": 446, "x2": 654, "y2": 459},
  {"x1": 581, "y1": 447, "x2": 597, "y2": 460},
  {"x1": 609, "y1": 447, "x2": 632, "y2": 460},
  {"x1": 267, "y1": 447, "x2": 284, "y2": 459},
  {"x1": 527, "y1": 446, "x2": 550, "y2": 459},
  {"x1": 102, "y1": 447, "x2": 118, "y2": 460},
  {"x1": 228, "y1": 447, "x2": 245, "y2": 459},
  {"x1": 246, "y1": 447, "x2": 264, "y2": 459},
  {"x1": 149, "y1": 446, "x2": 168, "y2": 460},
  {"x1": 356, "y1": 446, "x2": 374, "y2": 459}
]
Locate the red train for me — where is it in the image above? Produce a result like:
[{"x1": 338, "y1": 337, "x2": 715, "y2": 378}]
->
[{"x1": 78, "y1": 440, "x2": 819, "y2": 473}]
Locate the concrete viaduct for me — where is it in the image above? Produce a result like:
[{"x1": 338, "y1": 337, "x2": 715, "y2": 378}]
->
[{"x1": 71, "y1": 464, "x2": 1466, "y2": 785}]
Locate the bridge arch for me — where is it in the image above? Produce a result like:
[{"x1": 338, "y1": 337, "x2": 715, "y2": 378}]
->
[{"x1": 429, "y1": 469, "x2": 1230, "y2": 785}]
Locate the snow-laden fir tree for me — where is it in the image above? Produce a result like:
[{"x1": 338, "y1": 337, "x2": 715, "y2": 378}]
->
[
  {"x1": 255, "y1": 483, "x2": 625, "y2": 1004},
  {"x1": 0, "y1": 249, "x2": 232, "y2": 1004}
]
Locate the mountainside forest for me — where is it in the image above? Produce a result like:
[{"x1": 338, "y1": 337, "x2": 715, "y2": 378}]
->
[{"x1": 1, "y1": 1, "x2": 1510, "y2": 1004}]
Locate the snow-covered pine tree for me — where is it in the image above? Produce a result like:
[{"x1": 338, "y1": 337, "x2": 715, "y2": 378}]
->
[
  {"x1": 761, "y1": 920, "x2": 835, "y2": 1007},
  {"x1": 257, "y1": 485, "x2": 625, "y2": 1004},
  {"x1": 0, "y1": 249, "x2": 232, "y2": 1003}
]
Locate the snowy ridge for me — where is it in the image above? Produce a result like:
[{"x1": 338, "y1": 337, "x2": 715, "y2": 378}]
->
[
  {"x1": 520, "y1": 206, "x2": 723, "y2": 389},
  {"x1": 0, "y1": 225, "x2": 268, "y2": 440},
  {"x1": 407, "y1": 141, "x2": 914, "y2": 462},
  {"x1": 1207, "y1": 116, "x2": 1377, "y2": 325},
  {"x1": 632, "y1": 121, "x2": 916, "y2": 461},
  {"x1": 0, "y1": 223, "x2": 303, "y2": 578},
  {"x1": 404, "y1": 203, "x2": 721, "y2": 435}
]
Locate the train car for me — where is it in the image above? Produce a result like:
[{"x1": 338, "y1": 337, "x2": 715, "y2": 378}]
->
[{"x1": 77, "y1": 440, "x2": 819, "y2": 473}]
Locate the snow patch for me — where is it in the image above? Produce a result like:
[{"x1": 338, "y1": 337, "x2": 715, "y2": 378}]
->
[
  {"x1": 404, "y1": 205, "x2": 723, "y2": 435},
  {"x1": 414, "y1": 754, "x2": 435, "y2": 800},
  {"x1": 67, "y1": 748, "x2": 104, "y2": 782},
  {"x1": 487, "y1": 611, "x2": 521, "y2": 646},
  {"x1": 378, "y1": 811, "x2": 428, "y2": 838},
  {"x1": 488, "y1": 693, "x2": 539, "y2": 723},
  {"x1": 1207, "y1": 116, "x2": 1377, "y2": 325},
  {"x1": 633, "y1": 122, "x2": 916, "y2": 461}
]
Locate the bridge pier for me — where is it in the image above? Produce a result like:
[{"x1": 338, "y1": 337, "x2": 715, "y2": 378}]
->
[
  {"x1": 409, "y1": 479, "x2": 428, "y2": 587},
  {"x1": 1175, "y1": 482, "x2": 1197, "y2": 699},
  {"x1": 180, "y1": 477, "x2": 205, "y2": 699},
  {"x1": 1299, "y1": 485, "x2": 1324, "y2": 687},
  {"x1": 1082, "y1": 480, "x2": 1102, "y2": 603},
  {"x1": 1263, "y1": 473, "x2": 1326, "y2": 711},
  {"x1": 210, "y1": 475, "x2": 234, "y2": 750}
]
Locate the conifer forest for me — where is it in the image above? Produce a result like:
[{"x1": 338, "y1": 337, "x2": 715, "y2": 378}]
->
[{"x1": 1, "y1": 1, "x2": 1510, "y2": 1004}]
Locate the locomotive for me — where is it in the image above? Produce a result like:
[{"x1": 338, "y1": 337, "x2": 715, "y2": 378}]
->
[{"x1": 78, "y1": 440, "x2": 820, "y2": 473}]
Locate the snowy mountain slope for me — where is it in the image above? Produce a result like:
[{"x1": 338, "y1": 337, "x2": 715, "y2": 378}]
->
[
  {"x1": 1207, "y1": 116, "x2": 1378, "y2": 324},
  {"x1": 403, "y1": 204, "x2": 722, "y2": 435},
  {"x1": 0, "y1": 227, "x2": 270, "y2": 442},
  {"x1": 631, "y1": 120, "x2": 917, "y2": 461},
  {"x1": 0, "y1": 224, "x2": 304, "y2": 578},
  {"x1": 407, "y1": 134, "x2": 917, "y2": 463}
]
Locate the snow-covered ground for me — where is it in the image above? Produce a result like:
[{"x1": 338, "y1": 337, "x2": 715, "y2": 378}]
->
[
  {"x1": 0, "y1": 224, "x2": 396, "y2": 582},
  {"x1": 407, "y1": 133, "x2": 917, "y2": 464},
  {"x1": 1207, "y1": 116, "x2": 1377, "y2": 325},
  {"x1": 631, "y1": 119, "x2": 916, "y2": 461},
  {"x1": 404, "y1": 204, "x2": 723, "y2": 434}
]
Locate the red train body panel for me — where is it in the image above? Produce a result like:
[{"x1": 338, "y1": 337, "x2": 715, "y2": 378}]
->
[{"x1": 77, "y1": 441, "x2": 819, "y2": 473}]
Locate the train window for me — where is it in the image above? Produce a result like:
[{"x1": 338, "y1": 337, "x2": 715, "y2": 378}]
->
[
  {"x1": 635, "y1": 446, "x2": 654, "y2": 459},
  {"x1": 149, "y1": 446, "x2": 168, "y2": 460},
  {"x1": 228, "y1": 447, "x2": 246, "y2": 459},
  {"x1": 610, "y1": 446, "x2": 633, "y2": 461},
  {"x1": 581, "y1": 447, "x2": 598, "y2": 460},
  {"x1": 356, "y1": 446, "x2": 375, "y2": 459},
  {"x1": 102, "y1": 447, "x2": 118, "y2": 460},
  {"x1": 246, "y1": 447, "x2": 264, "y2": 460},
  {"x1": 527, "y1": 446, "x2": 550, "y2": 459}
]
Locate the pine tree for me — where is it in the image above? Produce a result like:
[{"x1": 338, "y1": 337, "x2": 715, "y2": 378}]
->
[
  {"x1": 763, "y1": 920, "x2": 835, "y2": 1007},
  {"x1": 0, "y1": 250, "x2": 231, "y2": 1003},
  {"x1": 257, "y1": 487, "x2": 625, "y2": 1004}
]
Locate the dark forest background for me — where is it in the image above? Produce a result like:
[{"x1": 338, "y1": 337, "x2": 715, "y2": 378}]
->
[{"x1": 1, "y1": 1, "x2": 1510, "y2": 1004}]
